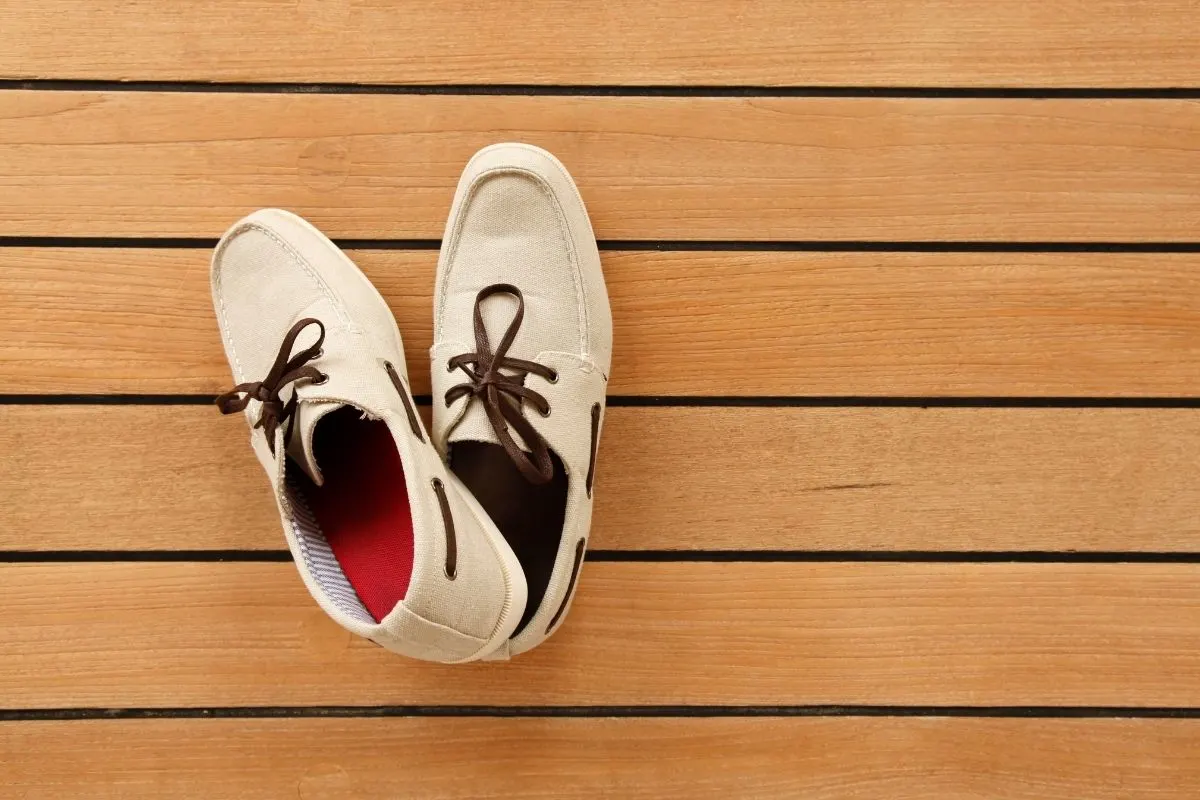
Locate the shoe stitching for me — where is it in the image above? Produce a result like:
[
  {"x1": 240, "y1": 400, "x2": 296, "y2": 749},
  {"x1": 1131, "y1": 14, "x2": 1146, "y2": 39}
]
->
[
  {"x1": 533, "y1": 351, "x2": 609, "y2": 382},
  {"x1": 241, "y1": 221, "x2": 356, "y2": 329},
  {"x1": 495, "y1": 146, "x2": 599, "y2": 360},
  {"x1": 213, "y1": 220, "x2": 356, "y2": 383},
  {"x1": 438, "y1": 164, "x2": 590, "y2": 358},
  {"x1": 388, "y1": 602, "x2": 487, "y2": 643}
]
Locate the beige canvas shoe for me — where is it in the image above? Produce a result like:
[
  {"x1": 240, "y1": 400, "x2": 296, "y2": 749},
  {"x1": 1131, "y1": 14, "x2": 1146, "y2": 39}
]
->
[
  {"x1": 432, "y1": 144, "x2": 612, "y2": 658},
  {"x1": 212, "y1": 208, "x2": 527, "y2": 663}
]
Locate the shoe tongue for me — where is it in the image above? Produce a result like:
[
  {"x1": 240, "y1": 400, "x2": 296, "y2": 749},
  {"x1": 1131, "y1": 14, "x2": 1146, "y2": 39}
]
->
[
  {"x1": 445, "y1": 390, "x2": 538, "y2": 454},
  {"x1": 285, "y1": 399, "x2": 347, "y2": 485},
  {"x1": 283, "y1": 333, "x2": 396, "y2": 485},
  {"x1": 444, "y1": 291, "x2": 537, "y2": 453},
  {"x1": 446, "y1": 399, "x2": 504, "y2": 448}
]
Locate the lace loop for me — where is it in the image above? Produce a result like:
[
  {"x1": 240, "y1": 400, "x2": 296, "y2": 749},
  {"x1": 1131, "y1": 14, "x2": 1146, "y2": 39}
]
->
[
  {"x1": 216, "y1": 318, "x2": 327, "y2": 456},
  {"x1": 446, "y1": 284, "x2": 556, "y2": 484}
]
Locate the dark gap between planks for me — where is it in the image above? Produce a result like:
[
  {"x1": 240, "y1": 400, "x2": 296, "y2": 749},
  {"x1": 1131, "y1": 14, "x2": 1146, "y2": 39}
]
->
[
  {"x1": 5, "y1": 76, "x2": 1199, "y2": 727},
  {"x1": 4, "y1": 395, "x2": 1200, "y2": 408},
  {"x1": 4, "y1": 705, "x2": 1200, "y2": 721},
  {"x1": 4, "y1": 237, "x2": 1200, "y2": 252},
  {"x1": 3, "y1": 78, "x2": 1200, "y2": 99},
  {"x1": 5, "y1": 550, "x2": 1200, "y2": 564}
]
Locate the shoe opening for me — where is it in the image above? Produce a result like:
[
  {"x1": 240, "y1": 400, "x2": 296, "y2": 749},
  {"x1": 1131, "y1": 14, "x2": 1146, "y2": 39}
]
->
[
  {"x1": 286, "y1": 407, "x2": 414, "y2": 623},
  {"x1": 450, "y1": 441, "x2": 568, "y2": 637}
]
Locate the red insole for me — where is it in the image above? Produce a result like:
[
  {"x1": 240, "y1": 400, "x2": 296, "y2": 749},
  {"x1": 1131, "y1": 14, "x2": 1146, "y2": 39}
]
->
[{"x1": 299, "y1": 408, "x2": 414, "y2": 622}]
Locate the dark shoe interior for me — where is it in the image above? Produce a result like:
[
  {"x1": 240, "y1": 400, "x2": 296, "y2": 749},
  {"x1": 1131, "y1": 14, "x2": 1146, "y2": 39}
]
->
[
  {"x1": 288, "y1": 406, "x2": 414, "y2": 623},
  {"x1": 450, "y1": 441, "x2": 568, "y2": 637}
]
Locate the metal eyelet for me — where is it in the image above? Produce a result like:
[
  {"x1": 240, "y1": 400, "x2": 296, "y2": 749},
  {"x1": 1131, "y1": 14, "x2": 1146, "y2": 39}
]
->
[
  {"x1": 547, "y1": 369, "x2": 559, "y2": 384},
  {"x1": 311, "y1": 372, "x2": 329, "y2": 386},
  {"x1": 539, "y1": 405, "x2": 552, "y2": 418},
  {"x1": 446, "y1": 360, "x2": 455, "y2": 373}
]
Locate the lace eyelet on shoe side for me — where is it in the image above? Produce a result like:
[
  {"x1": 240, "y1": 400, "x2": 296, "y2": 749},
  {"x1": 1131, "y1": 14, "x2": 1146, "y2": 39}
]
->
[
  {"x1": 586, "y1": 403, "x2": 601, "y2": 497},
  {"x1": 384, "y1": 361, "x2": 425, "y2": 442},
  {"x1": 546, "y1": 538, "x2": 586, "y2": 634},
  {"x1": 547, "y1": 369, "x2": 559, "y2": 384},
  {"x1": 431, "y1": 478, "x2": 457, "y2": 580},
  {"x1": 311, "y1": 373, "x2": 329, "y2": 386}
]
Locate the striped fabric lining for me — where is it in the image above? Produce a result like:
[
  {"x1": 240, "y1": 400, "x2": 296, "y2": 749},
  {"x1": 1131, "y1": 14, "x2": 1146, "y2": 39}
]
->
[{"x1": 285, "y1": 476, "x2": 375, "y2": 625}]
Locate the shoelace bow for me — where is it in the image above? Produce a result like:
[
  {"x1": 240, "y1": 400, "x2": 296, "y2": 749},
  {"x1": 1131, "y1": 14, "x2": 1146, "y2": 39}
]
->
[
  {"x1": 446, "y1": 284, "x2": 557, "y2": 484},
  {"x1": 215, "y1": 318, "x2": 327, "y2": 455}
]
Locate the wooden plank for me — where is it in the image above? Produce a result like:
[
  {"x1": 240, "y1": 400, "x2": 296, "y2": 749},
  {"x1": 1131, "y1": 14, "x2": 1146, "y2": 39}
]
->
[
  {"x1": 3, "y1": 718, "x2": 1198, "y2": 799},
  {"x1": 4, "y1": 1, "x2": 1199, "y2": 88},
  {"x1": 4, "y1": 405, "x2": 1200, "y2": 553},
  {"x1": 2, "y1": 93, "x2": 1199, "y2": 241},
  {"x1": 6, "y1": 248, "x2": 1200, "y2": 396},
  {"x1": 3, "y1": 562, "x2": 1200, "y2": 707}
]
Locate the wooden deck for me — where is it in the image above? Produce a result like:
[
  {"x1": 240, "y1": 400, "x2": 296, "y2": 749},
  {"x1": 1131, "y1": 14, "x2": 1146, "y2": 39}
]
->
[{"x1": 3, "y1": 2, "x2": 1200, "y2": 797}]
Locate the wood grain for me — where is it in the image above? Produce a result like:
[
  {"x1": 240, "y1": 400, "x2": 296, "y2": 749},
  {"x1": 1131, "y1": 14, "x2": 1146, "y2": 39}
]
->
[
  {"x1": 4, "y1": 562, "x2": 1200, "y2": 707},
  {"x1": 4, "y1": 1, "x2": 1199, "y2": 87},
  {"x1": 3, "y1": 93, "x2": 1200, "y2": 240},
  {"x1": 5, "y1": 1, "x2": 1199, "y2": 793},
  {"x1": 4, "y1": 405, "x2": 1200, "y2": 553},
  {"x1": 6, "y1": 248, "x2": 1200, "y2": 396},
  {"x1": 3, "y1": 718, "x2": 1199, "y2": 799}
]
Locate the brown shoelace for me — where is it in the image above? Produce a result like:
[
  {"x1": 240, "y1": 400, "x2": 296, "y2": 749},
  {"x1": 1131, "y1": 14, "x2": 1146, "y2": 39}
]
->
[
  {"x1": 446, "y1": 284, "x2": 557, "y2": 484},
  {"x1": 215, "y1": 318, "x2": 328, "y2": 456}
]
